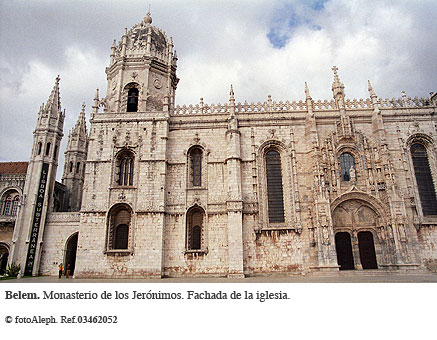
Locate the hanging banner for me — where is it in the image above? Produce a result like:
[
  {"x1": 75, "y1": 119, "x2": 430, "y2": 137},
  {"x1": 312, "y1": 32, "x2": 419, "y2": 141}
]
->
[{"x1": 24, "y1": 163, "x2": 49, "y2": 276}]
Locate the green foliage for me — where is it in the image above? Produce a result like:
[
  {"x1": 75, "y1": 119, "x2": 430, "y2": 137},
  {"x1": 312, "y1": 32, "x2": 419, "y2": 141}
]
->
[{"x1": 4, "y1": 262, "x2": 20, "y2": 277}]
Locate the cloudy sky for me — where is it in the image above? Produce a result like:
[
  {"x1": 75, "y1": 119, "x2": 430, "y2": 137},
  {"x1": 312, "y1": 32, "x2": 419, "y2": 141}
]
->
[{"x1": 1, "y1": 0, "x2": 436, "y2": 179}]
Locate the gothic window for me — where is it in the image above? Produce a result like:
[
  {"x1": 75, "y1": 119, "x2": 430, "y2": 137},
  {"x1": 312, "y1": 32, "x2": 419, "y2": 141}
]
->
[
  {"x1": 340, "y1": 153, "x2": 356, "y2": 181},
  {"x1": 45, "y1": 142, "x2": 51, "y2": 156},
  {"x1": 190, "y1": 148, "x2": 202, "y2": 187},
  {"x1": 127, "y1": 88, "x2": 139, "y2": 112},
  {"x1": 1, "y1": 191, "x2": 19, "y2": 216},
  {"x1": 69, "y1": 162, "x2": 73, "y2": 173},
  {"x1": 411, "y1": 143, "x2": 437, "y2": 215},
  {"x1": 54, "y1": 145, "x2": 58, "y2": 158},
  {"x1": 37, "y1": 142, "x2": 42, "y2": 155},
  {"x1": 76, "y1": 162, "x2": 80, "y2": 173},
  {"x1": 116, "y1": 150, "x2": 134, "y2": 186},
  {"x1": 186, "y1": 207, "x2": 204, "y2": 251},
  {"x1": 108, "y1": 205, "x2": 132, "y2": 250},
  {"x1": 265, "y1": 150, "x2": 285, "y2": 223}
]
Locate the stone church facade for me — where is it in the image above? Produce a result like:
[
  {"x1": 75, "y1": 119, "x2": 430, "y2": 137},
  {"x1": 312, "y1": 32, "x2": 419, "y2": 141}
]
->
[{"x1": 4, "y1": 12, "x2": 437, "y2": 278}]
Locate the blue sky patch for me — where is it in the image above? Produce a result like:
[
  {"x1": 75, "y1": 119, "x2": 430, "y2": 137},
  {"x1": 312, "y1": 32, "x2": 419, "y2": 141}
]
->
[{"x1": 267, "y1": 1, "x2": 326, "y2": 49}]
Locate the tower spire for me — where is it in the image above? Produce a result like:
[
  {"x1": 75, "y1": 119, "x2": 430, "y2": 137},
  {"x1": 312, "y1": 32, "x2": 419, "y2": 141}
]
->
[
  {"x1": 45, "y1": 75, "x2": 61, "y2": 116},
  {"x1": 62, "y1": 103, "x2": 89, "y2": 212}
]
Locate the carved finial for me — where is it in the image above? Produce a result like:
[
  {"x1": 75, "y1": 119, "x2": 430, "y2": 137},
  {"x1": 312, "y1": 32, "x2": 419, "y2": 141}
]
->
[
  {"x1": 81, "y1": 102, "x2": 86, "y2": 113},
  {"x1": 229, "y1": 85, "x2": 236, "y2": 116},
  {"x1": 331, "y1": 66, "x2": 345, "y2": 106},
  {"x1": 56, "y1": 75, "x2": 60, "y2": 84},
  {"x1": 94, "y1": 88, "x2": 99, "y2": 101},
  {"x1": 124, "y1": 27, "x2": 128, "y2": 35}
]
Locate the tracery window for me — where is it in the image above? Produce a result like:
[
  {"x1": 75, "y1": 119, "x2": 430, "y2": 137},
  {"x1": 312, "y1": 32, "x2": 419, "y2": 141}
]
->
[
  {"x1": 127, "y1": 88, "x2": 139, "y2": 112},
  {"x1": 116, "y1": 150, "x2": 134, "y2": 186},
  {"x1": 1, "y1": 191, "x2": 19, "y2": 216},
  {"x1": 340, "y1": 153, "x2": 356, "y2": 181},
  {"x1": 411, "y1": 143, "x2": 437, "y2": 215},
  {"x1": 186, "y1": 207, "x2": 205, "y2": 251},
  {"x1": 107, "y1": 205, "x2": 131, "y2": 250},
  {"x1": 190, "y1": 148, "x2": 202, "y2": 187},
  {"x1": 265, "y1": 150, "x2": 285, "y2": 223}
]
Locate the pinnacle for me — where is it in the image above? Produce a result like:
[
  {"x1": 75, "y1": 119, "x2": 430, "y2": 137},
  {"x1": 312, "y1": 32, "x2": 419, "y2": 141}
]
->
[
  {"x1": 368, "y1": 80, "x2": 376, "y2": 97},
  {"x1": 305, "y1": 81, "x2": 311, "y2": 99}
]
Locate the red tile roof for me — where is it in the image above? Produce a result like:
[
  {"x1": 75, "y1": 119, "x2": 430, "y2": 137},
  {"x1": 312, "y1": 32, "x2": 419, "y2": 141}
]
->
[{"x1": 0, "y1": 162, "x2": 28, "y2": 175}]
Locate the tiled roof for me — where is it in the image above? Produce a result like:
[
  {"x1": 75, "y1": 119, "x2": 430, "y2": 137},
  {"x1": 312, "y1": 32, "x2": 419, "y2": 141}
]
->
[{"x1": 0, "y1": 162, "x2": 28, "y2": 175}]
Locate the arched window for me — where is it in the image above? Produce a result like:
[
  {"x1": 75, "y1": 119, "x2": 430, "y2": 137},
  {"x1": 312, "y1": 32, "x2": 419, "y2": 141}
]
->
[
  {"x1": 76, "y1": 162, "x2": 80, "y2": 173},
  {"x1": 186, "y1": 207, "x2": 204, "y2": 250},
  {"x1": 45, "y1": 142, "x2": 51, "y2": 156},
  {"x1": 54, "y1": 145, "x2": 58, "y2": 158},
  {"x1": 340, "y1": 152, "x2": 356, "y2": 181},
  {"x1": 127, "y1": 88, "x2": 139, "y2": 112},
  {"x1": 1, "y1": 191, "x2": 19, "y2": 216},
  {"x1": 190, "y1": 148, "x2": 202, "y2": 187},
  {"x1": 411, "y1": 143, "x2": 437, "y2": 215},
  {"x1": 116, "y1": 150, "x2": 134, "y2": 186},
  {"x1": 266, "y1": 150, "x2": 285, "y2": 223},
  {"x1": 69, "y1": 162, "x2": 73, "y2": 173},
  {"x1": 108, "y1": 205, "x2": 131, "y2": 250},
  {"x1": 37, "y1": 142, "x2": 42, "y2": 155}
]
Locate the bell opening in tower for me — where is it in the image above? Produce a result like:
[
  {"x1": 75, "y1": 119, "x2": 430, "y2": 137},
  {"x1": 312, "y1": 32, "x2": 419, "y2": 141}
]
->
[{"x1": 127, "y1": 88, "x2": 139, "y2": 112}]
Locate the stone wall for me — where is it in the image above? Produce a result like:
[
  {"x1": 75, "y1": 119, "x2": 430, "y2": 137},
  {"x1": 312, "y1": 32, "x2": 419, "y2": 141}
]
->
[{"x1": 39, "y1": 212, "x2": 80, "y2": 275}]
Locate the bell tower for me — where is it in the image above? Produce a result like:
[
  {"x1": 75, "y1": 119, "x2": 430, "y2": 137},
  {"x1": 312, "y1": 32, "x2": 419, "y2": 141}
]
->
[
  {"x1": 76, "y1": 12, "x2": 178, "y2": 278},
  {"x1": 10, "y1": 77, "x2": 64, "y2": 276},
  {"x1": 100, "y1": 12, "x2": 179, "y2": 114}
]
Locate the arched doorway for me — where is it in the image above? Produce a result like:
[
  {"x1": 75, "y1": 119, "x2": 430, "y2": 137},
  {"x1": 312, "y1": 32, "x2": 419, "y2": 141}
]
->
[
  {"x1": 0, "y1": 243, "x2": 10, "y2": 275},
  {"x1": 64, "y1": 233, "x2": 78, "y2": 276},
  {"x1": 335, "y1": 232, "x2": 354, "y2": 270},
  {"x1": 332, "y1": 198, "x2": 382, "y2": 270},
  {"x1": 358, "y1": 231, "x2": 378, "y2": 269}
]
